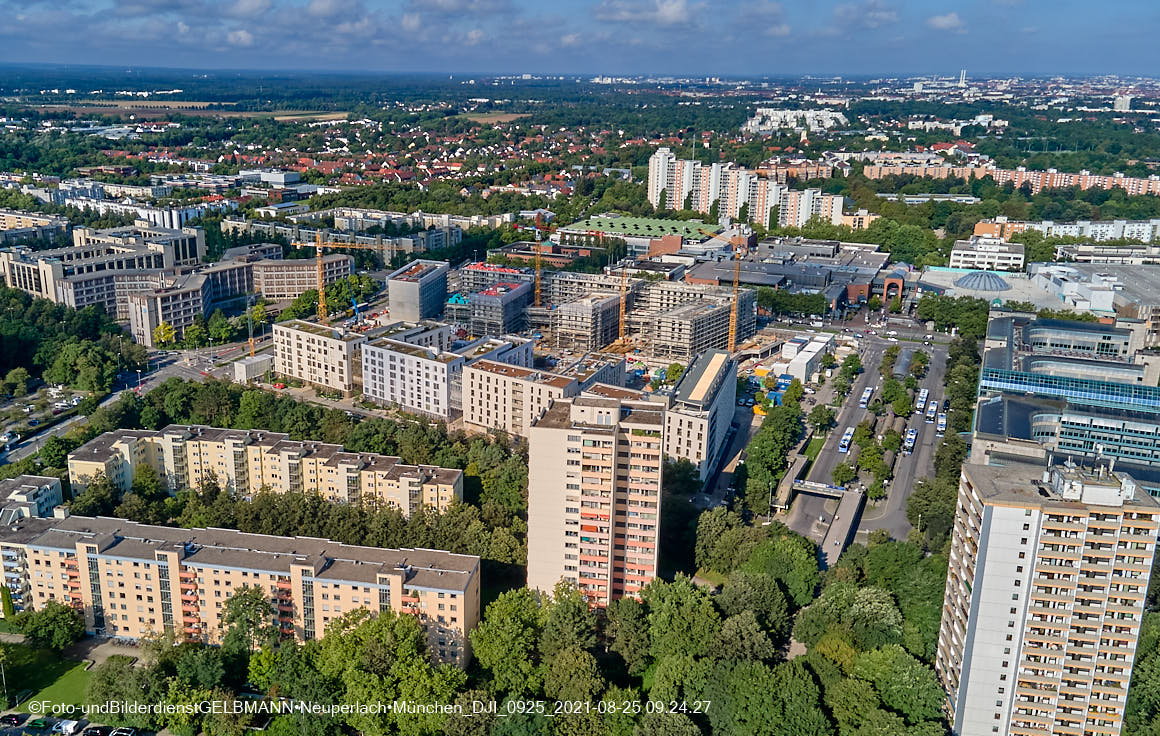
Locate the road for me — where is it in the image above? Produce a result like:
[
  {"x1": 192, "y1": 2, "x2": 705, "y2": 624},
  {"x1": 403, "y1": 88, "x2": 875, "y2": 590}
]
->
[
  {"x1": 784, "y1": 333, "x2": 948, "y2": 550},
  {"x1": 785, "y1": 336, "x2": 886, "y2": 545}
]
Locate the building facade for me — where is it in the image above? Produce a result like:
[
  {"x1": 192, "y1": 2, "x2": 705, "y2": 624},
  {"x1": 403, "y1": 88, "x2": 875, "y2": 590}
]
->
[
  {"x1": 387, "y1": 260, "x2": 449, "y2": 322},
  {"x1": 273, "y1": 320, "x2": 367, "y2": 396},
  {"x1": 2, "y1": 514, "x2": 479, "y2": 664},
  {"x1": 527, "y1": 396, "x2": 664, "y2": 606},
  {"x1": 949, "y1": 239, "x2": 1026, "y2": 271},
  {"x1": 67, "y1": 425, "x2": 463, "y2": 515},
  {"x1": 936, "y1": 462, "x2": 1159, "y2": 736},
  {"x1": 661, "y1": 350, "x2": 737, "y2": 481}
]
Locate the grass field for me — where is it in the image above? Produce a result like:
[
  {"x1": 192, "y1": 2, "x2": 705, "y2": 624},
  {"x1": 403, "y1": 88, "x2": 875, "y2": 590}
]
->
[
  {"x1": 464, "y1": 112, "x2": 529, "y2": 124},
  {"x1": 5, "y1": 644, "x2": 88, "y2": 707}
]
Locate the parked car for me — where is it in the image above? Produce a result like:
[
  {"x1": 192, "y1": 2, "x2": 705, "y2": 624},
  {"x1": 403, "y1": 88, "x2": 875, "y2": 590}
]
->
[
  {"x1": 110, "y1": 728, "x2": 137, "y2": 736},
  {"x1": 52, "y1": 720, "x2": 80, "y2": 735},
  {"x1": 82, "y1": 727, "x2": 111, "y2": 736},
  {"x1": 0, "y1": 714, "x2": 22, "y2": 727},
  {"x1": 27, "y1": 418, "x2": 39, "y2": 427},
  {"x1": 27, "y1": 719, "x2": 49, "y2": 731}
]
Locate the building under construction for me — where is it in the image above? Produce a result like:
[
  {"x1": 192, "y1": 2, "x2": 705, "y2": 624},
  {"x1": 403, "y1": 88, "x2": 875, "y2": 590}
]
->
[
  {"x1": 627, "y1": 283, "x2": 757, "y2": 361},
  {"x1": 469, "y1": 281, "x2": 531, "y2": 337},
  {"x1": 551, "y1": 293, "x2": 622, "y2": 351}
]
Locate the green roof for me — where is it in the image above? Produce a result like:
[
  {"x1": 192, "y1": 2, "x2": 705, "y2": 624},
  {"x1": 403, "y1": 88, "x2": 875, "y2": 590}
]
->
[{"x1": 560, "y1": 216, "x2": 717, "y2": 240}]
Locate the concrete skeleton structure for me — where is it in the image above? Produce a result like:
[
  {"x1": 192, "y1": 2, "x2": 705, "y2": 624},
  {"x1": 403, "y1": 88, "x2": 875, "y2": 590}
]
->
[
  {"x1": 67, "y1": 424, "x2": 463, "y2": 515},
  {"x1": 0, "y1": 514, "x2": 479, "y2": 664}
]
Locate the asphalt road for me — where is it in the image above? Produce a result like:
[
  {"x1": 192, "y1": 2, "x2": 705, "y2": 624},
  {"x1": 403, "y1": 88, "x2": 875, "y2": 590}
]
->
[{"x1": 785, "y1": 334, "x2": 948, "y2": 548}]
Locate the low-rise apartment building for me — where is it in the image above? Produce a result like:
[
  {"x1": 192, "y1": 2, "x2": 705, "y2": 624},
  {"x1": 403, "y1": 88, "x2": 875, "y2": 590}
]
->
[
  {"x1": 273, "y1": 319, "x2": 367, "y2": 396},
  {"x1": 0, "y1": 210, "x2": 69, "y2": 245},
  {"x1": 0, "y1": 475, "x2": 63, "y2": 525},
  {"x1": 67, "y1": 424, "x2": 463, "y2": 515},
  {"x1": 2, "y1": 514, "x2": 479, "y2": 664}
]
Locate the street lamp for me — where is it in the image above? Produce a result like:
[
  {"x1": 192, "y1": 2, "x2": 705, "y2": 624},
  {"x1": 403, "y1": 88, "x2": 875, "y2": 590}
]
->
[{"x1": 136, "y1": 369, "x2": 142, "y2": 389}]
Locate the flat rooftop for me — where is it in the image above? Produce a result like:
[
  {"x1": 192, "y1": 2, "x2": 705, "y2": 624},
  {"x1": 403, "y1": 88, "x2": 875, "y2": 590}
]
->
[
  {"x1": 388, "y1": 260, "x2": 445, "y2": 282},
  {"x1": 962, "y1": 461, "x2": 1160, "y2": 510},
  {"x1": 561, "y1": 215, "x2": 716, "y2": 240},
  {"x1": 277, "y1": 319, "x2": 366, "y2": 342},
  {"x1": 1058, "y1": 264, "x2": 1160, "y2": 307},
  {"x1": 675, "y1": 350, "x2": 732, "y2": 407}
]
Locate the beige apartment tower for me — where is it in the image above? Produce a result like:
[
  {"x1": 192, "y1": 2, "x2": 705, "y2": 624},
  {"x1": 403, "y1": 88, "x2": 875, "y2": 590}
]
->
[
  {"x1": 527, "y1": 396, "x2": 664, "y2": 606},
  {"x1": 937, "y1": 461, "x2": 1160, "y2": 736}
]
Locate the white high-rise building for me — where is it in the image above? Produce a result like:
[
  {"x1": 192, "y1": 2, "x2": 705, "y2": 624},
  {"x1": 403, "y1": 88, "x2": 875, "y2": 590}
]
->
[{"x1": 937, "y1": 461, "x2": 1160, "y2": 736}]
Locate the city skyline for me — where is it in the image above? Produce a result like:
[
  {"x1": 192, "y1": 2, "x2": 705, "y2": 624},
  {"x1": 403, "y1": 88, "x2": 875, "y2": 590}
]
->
[{"x1": 1, "y1": 0, "x2": 1159, "y2": 76}]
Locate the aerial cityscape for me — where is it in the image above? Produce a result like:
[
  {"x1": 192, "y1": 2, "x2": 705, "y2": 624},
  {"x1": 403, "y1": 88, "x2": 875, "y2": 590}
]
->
[{"x1": 2, "y1": 4, "x2": 1160, "y2": 735}]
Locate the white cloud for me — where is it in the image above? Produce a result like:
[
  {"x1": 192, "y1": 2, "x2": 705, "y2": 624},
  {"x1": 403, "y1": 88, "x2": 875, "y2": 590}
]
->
[
  {"x1": 465, "y1": 28, "x2": 485, "y2": 44},
  {"x1": 401, "y1": 11, "x2": 421, "y2": 31},
  {"x1": 560, "y1": 32, "x2": 581, "y2": 46},
  {"x1": 738, "y1": 1, "x2": 790, "y2": 37},
  {"x1": 226, "y1": 28, "x2": 254, "y2": 46},
  {"x1": 833, "y1": 0, "x2": 897, "y2": 29},
  {"x1": 595, "y1": 0, "x2": 702, "y2": 28},
  {"x1": 926, "y1": 11, "x2": 966, "y2": 32},
  {"x1": 229, "y1": 0, "x2": 271, "y2": 17}
]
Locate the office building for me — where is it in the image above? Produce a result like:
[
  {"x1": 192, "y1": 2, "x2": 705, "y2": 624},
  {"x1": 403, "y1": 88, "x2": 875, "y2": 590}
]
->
[
  {"x1": 949, "y1": 238, "x2": 1026, "y2": 272},
  {"x1": 462, "y1": 356, "x2": 624, "y2": 438},
  {"x1": 253, "y1": 254, "x2": 351, "y2": 300},
  {"x1": 273, "y1": 320, "x2": 367, "y2": 396},
  {"x1": 936, "y1": 461, "x2": 1159, "y2": 736},
  {"x1": 360, "y1": 323, "x2": 532, "y2": 419},
  {"x1": 0, "y1": 475, "x2": 63, "y2": 525},
  {"x1": 527, "y1": 395, "x2": 664, "y2": 606},
  {"x1": 67, "y1": 424, "x2": 462, "y2": 515},
  {"x1": 0, "y1": 210, "x2": 69, "y2": 245},
  {"x1": 387, "y1": 260, "x2": 449, "y2": 322},
  {"x1": 222, "y1": 217, "x2": 461, "y2": 261},
  {"x1": 0, "y1": 514, "x2": 479, "y2": 664},
  {"x1": 1028, "y1": 265, "x2": 1160, "y2": 346},
  {"x1": 660, "y1": 350, "x2": 736, "y2": 480}
]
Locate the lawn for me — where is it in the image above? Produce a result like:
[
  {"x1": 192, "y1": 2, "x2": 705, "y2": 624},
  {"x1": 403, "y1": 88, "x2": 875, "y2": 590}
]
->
[
  {"x1": 4, "y1": 643, "x2": 89, "y2": 707},
  {"x1": 803, "y1": 435, "x2": 826, "y2": 462}
]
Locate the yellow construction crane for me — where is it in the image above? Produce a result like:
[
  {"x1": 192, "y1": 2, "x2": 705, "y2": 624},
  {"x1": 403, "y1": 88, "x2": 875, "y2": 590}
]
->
[
  {"x1": 534, "y1": 240, "x2": 543, "y2": 308},
  {"x1": 698, "y1": 228, "x2": 747, "y2": 352},
  {"x1": 290, "y1": 233, "x2": 389, "y2": 322}
]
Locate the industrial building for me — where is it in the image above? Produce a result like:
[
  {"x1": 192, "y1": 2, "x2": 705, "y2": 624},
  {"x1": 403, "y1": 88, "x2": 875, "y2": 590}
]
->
[
  {"x1": 387, "y1": 260, "x2": 449, "y2": 322},
  {"x1": 936, "y1": 460, "x2": 1159, "y2": 736},
  {"x1": 67, "y1": 424, "x2": 463, "y2": 516},
  {"x1": 0, "y1": 514, "x2": 479, "y2": 664}
]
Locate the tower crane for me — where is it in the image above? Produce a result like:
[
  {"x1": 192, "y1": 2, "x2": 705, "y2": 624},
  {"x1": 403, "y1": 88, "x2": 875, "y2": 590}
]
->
[
  {"x1": 289, "y1": 233, "x2": 391, "y2": 323},
  {"x1": 698, "y1": 228, "x2": 748, "y2": 353}
]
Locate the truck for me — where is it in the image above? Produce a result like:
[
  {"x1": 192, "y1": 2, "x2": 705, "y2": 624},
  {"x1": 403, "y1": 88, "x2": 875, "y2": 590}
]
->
[{"x1": 903, "y1": 428, "x2": 918, "y2": 455}]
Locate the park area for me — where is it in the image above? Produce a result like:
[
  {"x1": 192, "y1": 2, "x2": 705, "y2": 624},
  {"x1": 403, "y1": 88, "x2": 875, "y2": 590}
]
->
[{"x1": 3, "y1": 641, "x2": 91, "y2": 708}]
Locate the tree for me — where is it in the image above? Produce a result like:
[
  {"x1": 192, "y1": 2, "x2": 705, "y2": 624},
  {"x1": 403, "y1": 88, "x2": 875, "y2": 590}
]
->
[
  {"x1": 183, "y1": 322, "x2": 208, "y2": 348},
  {"x1": 642, "y1": 576, "x2": 721, "y2": 660},
  {"x1": 665, "y1": 363, "x2": 685, "y2": 383},
  {"x1": 868, "y1": 295, "x2": 882, "y2": 311},
  {"x1": 738, "y1": 202, "x2": 750, "y2": 222},
  {"x1": 153, "y1": 321, "x2": 176, "y2": 347},
  {"x1": 470, "y1": 588, "x2": 544, "y2": 695},
  {"x1": 39, "y1": 435, "x2": 77, "y2": 468},
  {"x1": 543, "y1": 646, "x2": 604, "y2": 702},
  {"x1": 221, "y1": 585, "x2": 276, "y2": 655},
  {"x1": 705, "y1": 660, "x2": 832, "y2": 736},
  {"x1": 807, "y1": 405, "x2": 834, "y2": 432},
  {"x1": 539, "y1": 581, "x2": 596, "y2": 661},
  {"x1": 907, "y1": 478, "x2": 958, "y2": 550},
  {"x1": 4, "y1": 367, "x2": 29, "y2": 396},
  {"x1": 13, "y1": 599, "x2": 85, "y2": 650},
  {"x1": 208, "y1": 309, "x2": 236, "y2": 344},
  {"x1": 741, "y1": 535, "x2": 820, "y2": 608},
  {"x1": 605, "y1": 597, "x2": 651, "y2": 676},
  {"x1": 717, "y1": 571, "x2": 790, "y2": 643},
  {"x1": 832, "y1": 463, "x2": 856, "y2": 486},
  {"x1": 851, "y1": 645, "x2": 945, "y2": 725},
  {"x1": 782, "y1": 379, "x2": 805, "y2": 406},
  {"x1": 1, "y1": 587, "x2": 14, "y2": 619},
  {"x1": 70, "y1": 473, "x2": 120, "y2": 516},
  {"x1": 657, "y1": 188, "x2": 668, "y2": 211},
  {"x1": 714, "y1": 611, "x2": 776, "y2": 662}
]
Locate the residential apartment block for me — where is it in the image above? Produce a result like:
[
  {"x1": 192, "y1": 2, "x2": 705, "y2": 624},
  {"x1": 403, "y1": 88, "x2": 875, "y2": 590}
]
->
[
  {"x1": 949, "y1": 238, "x2": 1026, "y2": 271},
  {"x1": 463, "y1": 356, "x2": 625, "y2": 437},
  {"x1": 648, "y1": 148, "x2": 847, "y2": 229},
  {"x1": 0, "y1": 209, "x2": 69, "y2": 245},
  {"x1": 0, "y1": 475, "x2": 63, "y2": 525},
  {"x1": 936, "y1": 461, "x2": 1159, "y2": 736},
  {"x1": 361, "y1": 322, "x2": 533, "y2": 419},
  {"x1": 273, "y1": 319, "x2": 367, "y2": 396},
  {"x1": 67, "y1": 424, "x2": 463, "y2": 515},
  {"x1": 660, "y1": 350, "x2": 736, "y2": 481},
  {"x1": 387, "y1": 260, "x2": 449, "y2": 322},
  {"x1": 527, "y1": 395, "x2": 664, "y2": 606},
  {"x1": 0, "y1": 514, "x2": 479, "y2": 664}
]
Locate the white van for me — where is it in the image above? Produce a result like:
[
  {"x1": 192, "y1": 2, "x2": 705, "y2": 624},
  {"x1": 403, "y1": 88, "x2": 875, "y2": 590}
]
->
[{"x1": 53, "y1": 720, "x2": 80, "y2": 735}]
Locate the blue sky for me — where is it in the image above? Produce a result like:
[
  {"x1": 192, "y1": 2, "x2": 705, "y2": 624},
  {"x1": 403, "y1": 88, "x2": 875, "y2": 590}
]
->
[{"x1": 0, "y1": 0, "x2": 1157, "y2": 76}]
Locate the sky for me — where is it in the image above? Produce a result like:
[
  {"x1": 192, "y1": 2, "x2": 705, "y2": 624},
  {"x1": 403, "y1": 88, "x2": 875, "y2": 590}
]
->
[{"x1": 1, "y1": 0, "x2": 1158, "y2": 77}]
